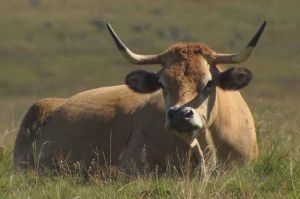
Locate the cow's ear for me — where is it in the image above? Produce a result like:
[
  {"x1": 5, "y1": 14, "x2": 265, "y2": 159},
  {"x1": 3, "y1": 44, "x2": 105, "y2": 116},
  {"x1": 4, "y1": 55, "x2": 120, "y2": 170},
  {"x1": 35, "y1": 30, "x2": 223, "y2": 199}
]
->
[
  {"x1": 217, "y1": 67, "x2": 252, "y2": 90},
  {"x1": 125, "y1": 70, "x2": 161, "y2": 93}
]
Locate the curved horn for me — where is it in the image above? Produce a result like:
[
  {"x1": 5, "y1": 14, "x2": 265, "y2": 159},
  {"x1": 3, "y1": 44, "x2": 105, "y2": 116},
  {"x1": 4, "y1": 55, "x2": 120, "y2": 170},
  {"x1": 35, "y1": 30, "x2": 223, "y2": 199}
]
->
[
  {"x1": 214, "y1": 21, "x2": 267, "y2": 64},
  {"x1": 107, "y1": 23, "x2": 161, "y2": 65}
]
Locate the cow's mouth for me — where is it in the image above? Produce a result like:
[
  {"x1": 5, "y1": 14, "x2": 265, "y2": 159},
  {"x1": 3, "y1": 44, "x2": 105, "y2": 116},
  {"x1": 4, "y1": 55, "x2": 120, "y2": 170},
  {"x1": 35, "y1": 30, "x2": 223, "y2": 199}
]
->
[
  {"x1": 165, "y1": 115, "x2": 206, "y2": 143},
  {"x1": 169, "y1": 124, "x2": 200, "y2": 132}
]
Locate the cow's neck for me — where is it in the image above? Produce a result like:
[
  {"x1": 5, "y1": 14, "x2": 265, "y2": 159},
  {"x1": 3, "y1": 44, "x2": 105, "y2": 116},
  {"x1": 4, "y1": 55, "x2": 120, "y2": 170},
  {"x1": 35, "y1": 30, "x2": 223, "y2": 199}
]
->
[{"x1": 209, "y1": 88, "x2": 254, "y2": 161}]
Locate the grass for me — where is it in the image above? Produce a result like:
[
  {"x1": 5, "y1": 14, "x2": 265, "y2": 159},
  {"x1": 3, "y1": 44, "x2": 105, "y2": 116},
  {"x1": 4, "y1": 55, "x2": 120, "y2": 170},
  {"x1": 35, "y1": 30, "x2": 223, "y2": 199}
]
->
[
  {"x1": 1, "y1": 112, "x2": 300, "y2": 198},
  {"x1": 0, "y1": 0, "x2": 300, "y2": 198}
]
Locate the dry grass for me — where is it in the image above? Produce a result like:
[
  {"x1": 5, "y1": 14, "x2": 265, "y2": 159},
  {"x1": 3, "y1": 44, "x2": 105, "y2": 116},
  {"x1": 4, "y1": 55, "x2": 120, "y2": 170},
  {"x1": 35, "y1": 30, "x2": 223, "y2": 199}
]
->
[{"x1": 0, "y1": 0, "x2": 300, "y2": 198}]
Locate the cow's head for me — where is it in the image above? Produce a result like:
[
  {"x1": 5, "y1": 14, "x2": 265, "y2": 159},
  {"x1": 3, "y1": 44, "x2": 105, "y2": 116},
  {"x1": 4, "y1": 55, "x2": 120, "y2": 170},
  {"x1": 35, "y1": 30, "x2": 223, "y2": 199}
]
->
[{"x1": 107, "y1": 22, "x2": 266, "y2": 144}]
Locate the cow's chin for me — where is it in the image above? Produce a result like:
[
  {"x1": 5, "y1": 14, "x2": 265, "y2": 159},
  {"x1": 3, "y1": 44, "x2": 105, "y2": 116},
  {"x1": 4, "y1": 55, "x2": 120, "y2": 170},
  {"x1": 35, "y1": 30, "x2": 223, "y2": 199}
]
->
[
  {"x1": 165, "y1": 122, "x2": 205, "y2": 144},
  {"x1": 172, "y1": 127, "x2": 204, "y2": 144}
]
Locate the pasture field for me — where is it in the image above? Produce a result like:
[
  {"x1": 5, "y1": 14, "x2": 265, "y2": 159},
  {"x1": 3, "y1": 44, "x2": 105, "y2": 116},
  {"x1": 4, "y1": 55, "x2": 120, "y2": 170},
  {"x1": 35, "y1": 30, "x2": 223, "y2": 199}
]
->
[{"x1": 0, "y1": 0, "x2": 300, "y2": 198}]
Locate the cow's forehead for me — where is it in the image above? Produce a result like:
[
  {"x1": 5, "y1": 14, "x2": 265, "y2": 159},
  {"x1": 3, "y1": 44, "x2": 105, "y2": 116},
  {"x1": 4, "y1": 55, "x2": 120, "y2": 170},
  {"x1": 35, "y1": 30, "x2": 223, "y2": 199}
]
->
[
  {"x1": 158, "y1": 43, "x2": 214, "y2": 104},
  {"x1": 160, "y1": 43, "x2": 214, "y2": 82},
  {"x1": 163, "y1": 43, "x2": 215, "y2": 59}
]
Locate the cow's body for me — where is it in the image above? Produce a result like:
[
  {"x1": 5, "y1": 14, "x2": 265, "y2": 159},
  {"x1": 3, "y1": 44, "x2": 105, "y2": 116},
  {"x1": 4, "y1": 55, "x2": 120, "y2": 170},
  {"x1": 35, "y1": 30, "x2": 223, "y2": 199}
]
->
[
  {"x1": 14, "y1": 22, "x2": 266, "y2": 173},
  {"x1": 14, "y1": 84, "x2": 256, "y2": 172}
]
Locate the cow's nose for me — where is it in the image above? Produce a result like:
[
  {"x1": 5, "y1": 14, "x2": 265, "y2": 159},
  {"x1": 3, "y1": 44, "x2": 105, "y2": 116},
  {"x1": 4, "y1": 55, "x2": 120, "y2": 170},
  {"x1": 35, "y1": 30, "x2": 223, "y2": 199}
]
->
[{"x1": 167, "y1": 106, "x2": 194, "y2": 121}]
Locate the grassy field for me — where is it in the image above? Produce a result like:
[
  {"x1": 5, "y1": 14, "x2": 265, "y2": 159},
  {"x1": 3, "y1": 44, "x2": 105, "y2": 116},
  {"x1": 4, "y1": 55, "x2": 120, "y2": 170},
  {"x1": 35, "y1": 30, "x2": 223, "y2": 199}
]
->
[{"x1": 0, "y1": 0, "x2": 300, "y2": 198}]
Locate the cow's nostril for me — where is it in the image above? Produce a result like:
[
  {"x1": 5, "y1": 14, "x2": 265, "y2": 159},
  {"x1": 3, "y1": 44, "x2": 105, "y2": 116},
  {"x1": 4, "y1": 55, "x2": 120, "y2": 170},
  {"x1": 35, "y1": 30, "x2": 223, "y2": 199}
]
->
[
  {"x1": 185, "y1": 110, "x2": 194, "y2": 119},
  {"x1": 167, "y1": 110, "x2": 174, "y2": 120},
  {"x1": 168, "y1": 106, "x2": 180, "y2": 120}
]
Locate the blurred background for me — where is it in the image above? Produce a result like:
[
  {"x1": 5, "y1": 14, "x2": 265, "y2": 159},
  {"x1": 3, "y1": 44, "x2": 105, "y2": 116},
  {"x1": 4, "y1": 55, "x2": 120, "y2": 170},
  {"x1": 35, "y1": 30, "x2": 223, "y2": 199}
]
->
[{"x1": 0, "y1": 0, "x2": 299, "y2": 147}]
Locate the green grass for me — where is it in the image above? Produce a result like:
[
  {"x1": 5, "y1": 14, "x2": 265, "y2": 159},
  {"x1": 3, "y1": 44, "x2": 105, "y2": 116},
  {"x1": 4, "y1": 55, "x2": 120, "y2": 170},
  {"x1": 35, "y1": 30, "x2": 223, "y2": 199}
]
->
[
  {"x1": 0, "y1": 0, "x2": 300, "y2": 198},
  {"x1": 1, "y1": 108, "x2": 300, "y2": 198}
]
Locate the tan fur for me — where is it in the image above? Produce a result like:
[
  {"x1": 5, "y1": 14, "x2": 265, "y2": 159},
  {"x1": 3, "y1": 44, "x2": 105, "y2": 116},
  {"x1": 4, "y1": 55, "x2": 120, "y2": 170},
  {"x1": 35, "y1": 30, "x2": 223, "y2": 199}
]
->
[{"x1": 13, "y1": 43, "x2": 257, "y2": 172}]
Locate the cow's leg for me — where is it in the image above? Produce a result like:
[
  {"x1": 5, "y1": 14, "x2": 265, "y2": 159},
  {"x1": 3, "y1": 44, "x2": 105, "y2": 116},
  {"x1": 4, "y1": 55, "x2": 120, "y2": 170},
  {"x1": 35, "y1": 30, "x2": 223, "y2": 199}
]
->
[
  {"x1": 202, "y1": 129, "x2": 217, "y2": 169},
  {"x1": 13, "y1": 98, "x2": 65, "y2": 171}
]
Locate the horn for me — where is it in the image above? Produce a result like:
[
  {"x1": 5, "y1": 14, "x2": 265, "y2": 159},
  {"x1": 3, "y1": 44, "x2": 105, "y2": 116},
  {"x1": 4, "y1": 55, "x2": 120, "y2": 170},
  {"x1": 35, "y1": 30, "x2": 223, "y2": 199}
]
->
[
  {"x1": 107, "y1": 23, "x2": 161, "y2": 65},
  {"x1": 214, "y1": 21, "x2": 267, "y2": 64}
]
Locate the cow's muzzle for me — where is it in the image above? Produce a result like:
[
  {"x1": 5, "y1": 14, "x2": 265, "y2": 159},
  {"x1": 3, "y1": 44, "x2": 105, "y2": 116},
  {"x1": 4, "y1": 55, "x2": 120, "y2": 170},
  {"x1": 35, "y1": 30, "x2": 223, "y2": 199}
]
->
[
  {"x1": 165, "y1": 106, "x2": 203, "y2": 132},
  {"x1": 165, "y1": 106, "x2": 204, "y2": 142}
]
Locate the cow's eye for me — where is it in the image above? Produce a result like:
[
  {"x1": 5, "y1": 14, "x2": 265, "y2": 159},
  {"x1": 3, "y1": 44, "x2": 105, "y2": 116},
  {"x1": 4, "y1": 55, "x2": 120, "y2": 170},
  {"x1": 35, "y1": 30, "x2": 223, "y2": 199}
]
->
[{"x1": 204, "y1": 80, "x2": 214, "y2": 94}]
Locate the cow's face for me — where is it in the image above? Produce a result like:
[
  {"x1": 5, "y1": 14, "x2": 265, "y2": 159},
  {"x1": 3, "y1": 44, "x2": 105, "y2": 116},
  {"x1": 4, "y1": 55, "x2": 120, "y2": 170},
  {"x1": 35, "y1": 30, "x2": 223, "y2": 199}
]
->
[
  {"x1": 125, "y1": 44, "x2": 252, "y2": 143},
  {"x1": 107, "y1": 21, "x2": 266, "y2": 144}
]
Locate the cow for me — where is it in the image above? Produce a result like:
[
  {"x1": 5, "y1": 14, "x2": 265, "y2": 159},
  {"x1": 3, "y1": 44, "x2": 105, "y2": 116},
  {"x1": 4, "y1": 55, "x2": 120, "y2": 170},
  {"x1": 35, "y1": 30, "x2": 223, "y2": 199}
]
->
[{"x1": 13, "y1": 21, "x2": 266, "y2": 174}]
